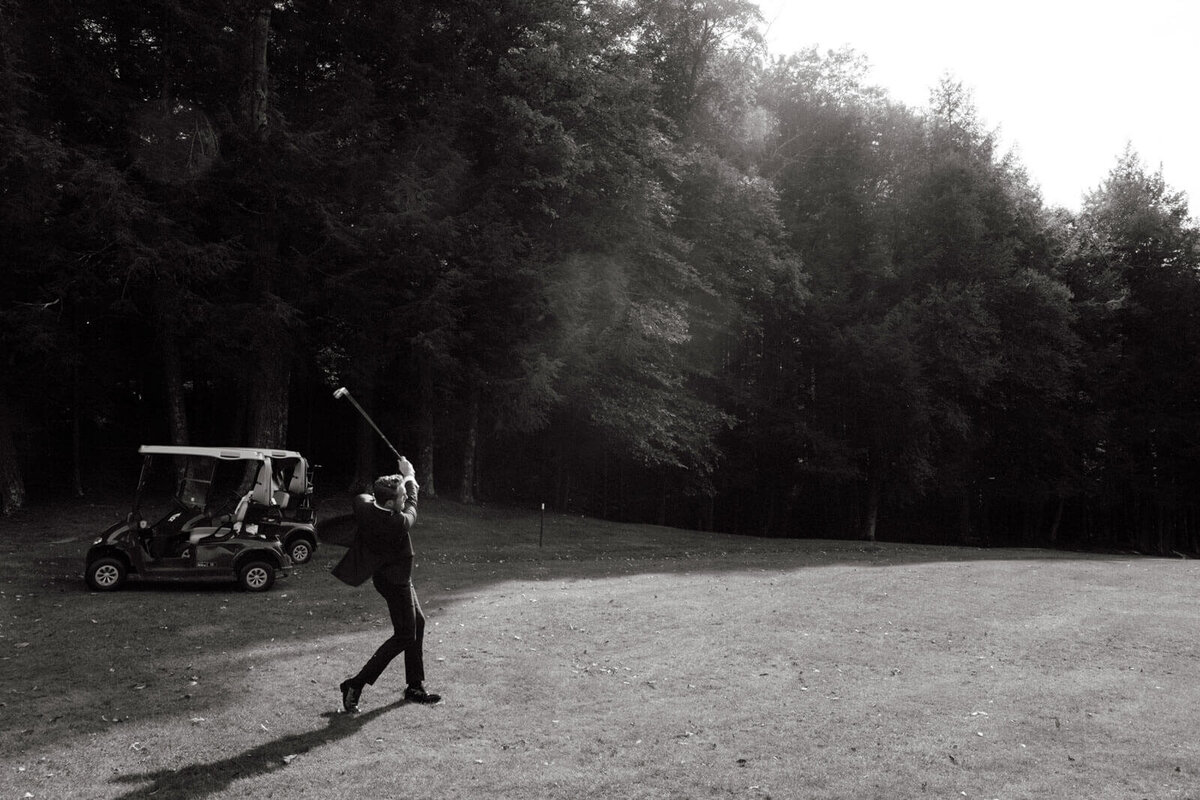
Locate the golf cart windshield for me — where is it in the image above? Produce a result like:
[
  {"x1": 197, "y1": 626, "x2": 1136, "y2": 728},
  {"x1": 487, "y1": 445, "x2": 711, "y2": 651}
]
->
[
  {"x1": 135, "y1": 454, "x2": 260, "y2": 526},
  {"x1": 198, "y1": 458, "x2": 259, "y2": 517},
  {"x1": 177, "y1": 457, "x2": 213, "y2": 510}
]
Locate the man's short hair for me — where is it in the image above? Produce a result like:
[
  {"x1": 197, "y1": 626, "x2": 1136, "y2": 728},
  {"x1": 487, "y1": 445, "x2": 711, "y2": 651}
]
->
[{"x1": 373, "y1": 474, "x2": 403, "y2": 502}]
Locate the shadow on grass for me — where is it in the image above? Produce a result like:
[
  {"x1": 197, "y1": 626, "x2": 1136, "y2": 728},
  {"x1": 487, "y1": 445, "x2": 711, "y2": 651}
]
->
[{"x1": 109, "y1": 700, "x2": 406, "y2": 800}]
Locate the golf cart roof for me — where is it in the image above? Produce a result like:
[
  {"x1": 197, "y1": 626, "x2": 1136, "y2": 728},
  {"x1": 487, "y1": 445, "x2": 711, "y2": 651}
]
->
[{"x1": 138, "y1": 445, "x2": 306, "y2": 462}]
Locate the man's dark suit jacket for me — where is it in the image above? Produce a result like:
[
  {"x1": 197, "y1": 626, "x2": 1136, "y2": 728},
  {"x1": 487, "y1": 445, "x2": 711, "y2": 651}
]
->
[{"x1": 329, "y1": 493, "x2": 417, "y2": 587}]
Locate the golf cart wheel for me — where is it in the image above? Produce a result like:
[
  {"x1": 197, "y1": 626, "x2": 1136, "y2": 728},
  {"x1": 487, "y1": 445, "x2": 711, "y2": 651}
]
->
[
  {"x1": 287, "y1": 536, "x2": 315, "y2": 565},
  {"x1": 238, "y1": 560, "x2": 275, "y2": 592},
  {"x1": 86, "y1": 557, "x2": 127, "y2": 591}
]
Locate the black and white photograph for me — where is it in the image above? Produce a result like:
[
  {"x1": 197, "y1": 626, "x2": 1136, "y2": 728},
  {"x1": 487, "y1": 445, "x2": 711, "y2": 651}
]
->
[{"x1": 2, "y1": 1, "x2": 1198, "y2": 797}]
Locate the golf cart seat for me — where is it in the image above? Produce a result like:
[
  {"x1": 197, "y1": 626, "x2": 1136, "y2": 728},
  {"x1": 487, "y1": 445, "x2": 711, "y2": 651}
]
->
[
  {"x1": 270, "y1": 460, "x2": 309, "y2": 512},
  {"x1": 187, "y1": 490, "x2": 252, "y2": 545},
  {"x1": 270, "y1": 469, "x2": 296, "y2": 508},
  {"x1": 288, "y1": 461, "x2": 307, "y2": 494}
]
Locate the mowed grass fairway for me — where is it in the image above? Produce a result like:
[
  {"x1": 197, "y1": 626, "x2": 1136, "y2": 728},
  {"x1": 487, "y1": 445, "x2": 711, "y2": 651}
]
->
[{"x1": 3, "y1": 498, "x2": 1199, "y2": 799}]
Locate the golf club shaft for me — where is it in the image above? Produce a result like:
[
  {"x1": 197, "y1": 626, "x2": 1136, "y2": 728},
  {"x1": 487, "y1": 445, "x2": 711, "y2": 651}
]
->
[{"x1": 334, "y1": 388, "x2": 403, "y2": 462}]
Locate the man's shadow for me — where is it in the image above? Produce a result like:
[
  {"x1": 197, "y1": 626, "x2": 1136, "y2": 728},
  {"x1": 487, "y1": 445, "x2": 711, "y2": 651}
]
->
[{"x1": 110, "y1": 700, "x2": 406, "y2": 800}]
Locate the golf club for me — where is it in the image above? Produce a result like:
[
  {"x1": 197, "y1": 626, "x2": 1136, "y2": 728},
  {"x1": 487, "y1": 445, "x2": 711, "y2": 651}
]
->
[{"x1": 332, "y1": 387, "x2": 404, "y2": 462}]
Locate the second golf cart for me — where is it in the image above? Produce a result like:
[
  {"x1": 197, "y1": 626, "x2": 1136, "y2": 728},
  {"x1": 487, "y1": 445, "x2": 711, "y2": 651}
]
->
[{"x1": 84, "y1": 445, "x2": 319, "y2": 592}]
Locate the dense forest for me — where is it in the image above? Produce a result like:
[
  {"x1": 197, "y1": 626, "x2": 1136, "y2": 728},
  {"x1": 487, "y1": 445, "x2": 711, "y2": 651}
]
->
[{"x1": 3, "y1": 0, "x2": 1199, "y2": 553}]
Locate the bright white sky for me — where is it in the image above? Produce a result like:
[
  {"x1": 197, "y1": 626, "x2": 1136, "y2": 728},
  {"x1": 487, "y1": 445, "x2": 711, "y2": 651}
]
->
[{"x1": 754, "y1": 0, "x2": 1200, "y2": 214}]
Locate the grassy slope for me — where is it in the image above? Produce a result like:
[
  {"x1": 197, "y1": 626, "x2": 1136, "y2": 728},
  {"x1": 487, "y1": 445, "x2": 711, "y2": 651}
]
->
[{"x1": 2, "y1": 496, "x2": 1199, "y2": 799}]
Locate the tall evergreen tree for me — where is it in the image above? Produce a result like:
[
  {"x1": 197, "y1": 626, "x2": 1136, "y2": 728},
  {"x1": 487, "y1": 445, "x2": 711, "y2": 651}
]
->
[{"x1": 1062, "y1": 148, "x2": 1200, "y2": 552}]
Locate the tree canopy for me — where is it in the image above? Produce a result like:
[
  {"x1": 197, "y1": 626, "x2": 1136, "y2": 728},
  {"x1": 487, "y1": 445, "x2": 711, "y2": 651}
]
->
[{"x1": 2, "y1": 0, "x2": 1198, "y2": 555}]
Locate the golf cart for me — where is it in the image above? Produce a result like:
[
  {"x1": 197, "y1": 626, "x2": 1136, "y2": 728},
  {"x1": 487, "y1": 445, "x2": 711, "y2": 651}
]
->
[{"x1": 84, "y1": 446, "x2": 319, "y2": 592}]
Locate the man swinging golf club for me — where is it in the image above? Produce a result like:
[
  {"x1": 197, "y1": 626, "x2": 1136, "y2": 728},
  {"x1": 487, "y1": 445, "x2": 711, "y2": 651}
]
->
[{"x1": 332, "y1": 454, "x2": 441, "y2": 711}]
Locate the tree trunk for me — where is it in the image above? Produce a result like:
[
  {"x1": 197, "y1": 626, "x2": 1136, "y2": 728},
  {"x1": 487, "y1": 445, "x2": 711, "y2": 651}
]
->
[
  {"x1": 242, "y1": 199, "x2": 287, "y2": 448},
  {"x1": 1156, "y1": 504, "x2": 1168, "y2": 556},
  {"x1": 241, "y1": 0, "x2": 271, "y2": 140},
  {"x1": 161, "y1": 325, "x2": 189, "y2": 447},
  {"x1": 761, "y1": 484, "x2": 777, "y2": 536},
  {"x1": 239, "y1": 0, "x2": 289, "y2": 449},
  {"x1": 417, "y1": 348, "x2": 436, "y2": 497},
  {"x1": 862, "y1": 480, "x2": 879, "y2": 542},
  {"x1": 555, "y1": 441, "x2": 571, "y2": 509},
  {"x1": 0, "y1": 399, "x2": 25, "y2": 515},
  {"x1": 780, "y1": 480, "x2": 801, "y2": 536},
  {"x1": 1048, "y1": 496, "x2": 1064, "y2": 545},
  {"x1": 247, "y1": 353, "x2": 289, "y2": 448},
  {"x1": 457, "y1": 385, "x2": 480, "y2": 503},
  {"x1": 862, "y1": 450, "x2": 882, "y2": 542},
  {"x1": 959, "y1": 493, "x2": 972, "y2": 544},
  {"x1": 160, "y1": 328, "x2": 190, "y2": 487},
  {"x1": 657, "y1": 472, "x2": 668, "y2": 526},
  {"x1": 601, "y1": 448, "x2": 609, "y2": 520}
]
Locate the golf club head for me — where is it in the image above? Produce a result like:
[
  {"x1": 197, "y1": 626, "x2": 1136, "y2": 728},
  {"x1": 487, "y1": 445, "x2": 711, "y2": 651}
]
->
[{"x1": 333, "y1": 387, "x2": 349, "y2": 400}]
